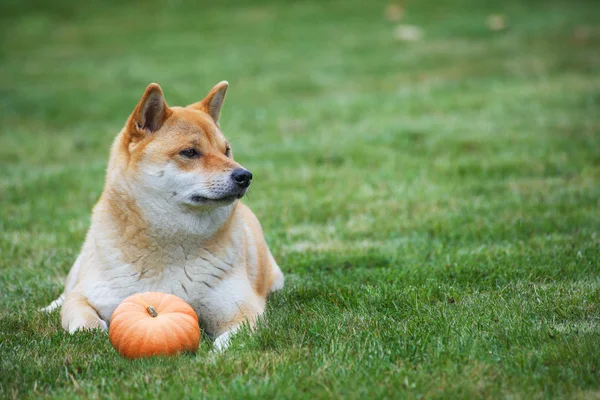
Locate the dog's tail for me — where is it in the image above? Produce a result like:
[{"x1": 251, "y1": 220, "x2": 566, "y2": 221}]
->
[
  {"x1": 268, "y1": 250, "x2": 285, "y2": 292},
  {"x1": 40, "y1": 294, "x2": 65, "y2": 312},
  {"x1": 40, "y1": 253, "x2": 83, "y2": 312}
]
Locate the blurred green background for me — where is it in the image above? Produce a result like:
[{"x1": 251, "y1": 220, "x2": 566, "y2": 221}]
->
[{"x1": 1, "y1": 0, "x2": 599, "y2": 398}]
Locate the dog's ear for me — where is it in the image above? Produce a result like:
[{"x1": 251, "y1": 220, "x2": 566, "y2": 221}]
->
[
  {"x1": 188, "y1": 81, "x2": 229, "y2": 124},
  {"x1": 128, "y1": 83, "x2": 170, "y2": 136}
]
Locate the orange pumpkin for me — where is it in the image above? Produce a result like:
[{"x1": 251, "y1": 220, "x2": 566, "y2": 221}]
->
[{"x1": 109, "y1": 292, "x2": 200, "y2": 358}]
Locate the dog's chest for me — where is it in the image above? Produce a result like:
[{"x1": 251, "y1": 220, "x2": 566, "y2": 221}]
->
[{"x1": 88, "y1": 247, "x2": 237, "y2": 322}]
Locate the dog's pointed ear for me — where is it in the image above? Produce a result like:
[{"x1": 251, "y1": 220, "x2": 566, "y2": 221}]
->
[
  {"x1": 188, "y1": 81, "x2": 229, "y2": 124},
  {"x1": 128, "y1": 83, "x2": 170, "y2": 135}
]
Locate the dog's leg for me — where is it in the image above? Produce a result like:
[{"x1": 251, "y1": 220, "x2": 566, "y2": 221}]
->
[
  {"x1": 212, "y1": 303, "x2": 263, "y2": 352},
  {"x1": 61, "y1": 291, "x2": 107, "y2": 333},
  {"x1": 213, "y1": 325, "x2": 243, "y2": 352}
]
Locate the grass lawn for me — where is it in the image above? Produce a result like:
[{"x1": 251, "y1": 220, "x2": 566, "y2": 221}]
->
[{"x1": 1, "y1": 0, "x2": 600, "y2": 398}]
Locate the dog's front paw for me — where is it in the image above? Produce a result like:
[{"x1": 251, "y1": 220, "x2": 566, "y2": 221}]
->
[
  {"x1": 67, "y1": 317, "x2": 108, "y2": 334},
  {"x1": 213, "y1": 331, "x2": 233, "y2": 352}
]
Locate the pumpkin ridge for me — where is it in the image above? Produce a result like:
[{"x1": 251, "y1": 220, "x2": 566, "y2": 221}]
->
[
  {"x1": 164, "y1": 315, "x2": 187, "y2": 350},
  {"x1": 161, "y1": 300, "x2": 198, "y2": 320},
  {"x1": 158, "y1": 323, "x2": 174, "y2": 355},
  {"x1": 172, "y1": 314, "x2": 200, "y2": 350},
  {"x1": 140, "y1": 331, "x2": 156, "y2": 358},
  {"x1": 119, "y1": 321, "x2": 143, "y2": 357},
  {"x1": 108, "y1": 316, "x2": 126, "y2": 344},
  {"x1": 109, "y1": 308, "x2": 137, "y2": 347},
  {"x1": 148, "y1": 292, "x2": 165, "y2": 312}
]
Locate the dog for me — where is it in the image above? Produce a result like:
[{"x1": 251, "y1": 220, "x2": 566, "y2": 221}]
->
[{"x1": 42, "y1": 81, "x2": 284, "y2": 350}]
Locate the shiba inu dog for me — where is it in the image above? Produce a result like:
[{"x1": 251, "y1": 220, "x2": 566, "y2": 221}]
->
[{"x1": 42, "y1": 81, "x2": 284, "y2": 350}]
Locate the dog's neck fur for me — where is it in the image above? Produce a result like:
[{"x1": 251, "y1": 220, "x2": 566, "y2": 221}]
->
[
  {"x1": 92, "y1": 131, "x2": 237, "y2": 272},
  {"x1": 102, "y1": 180, "x2": 236, "y2": 241},
  {"x1": 93, "y1": 182, "x2": 237, "y2": 277}
]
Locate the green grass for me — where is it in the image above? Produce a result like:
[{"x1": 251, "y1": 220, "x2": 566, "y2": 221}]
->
[{"x1": 1, "y1": 0, "x2": 600, "y2": 398}]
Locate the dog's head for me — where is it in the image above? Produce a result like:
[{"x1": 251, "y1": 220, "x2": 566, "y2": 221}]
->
[{"x1": 118, "y1": 82, "x2": 251, "y2": 210}]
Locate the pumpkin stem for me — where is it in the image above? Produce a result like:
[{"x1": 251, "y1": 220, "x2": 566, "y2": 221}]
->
[{"x1": 146, "y1": 305, "x2": 158, "y2": 318}]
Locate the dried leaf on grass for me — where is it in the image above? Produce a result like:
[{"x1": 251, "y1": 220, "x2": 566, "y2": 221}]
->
[
  {"x1": 573, "y1": 25, "x2": 592, "y2": 42},
  {"x1": 487, "y1": 14, "x2": 508, "y2": 31},
  {"x1": 394, "y1": 24, "x2": 423, "y2": 42},
  {"x1": 385, "y1": 3, "x2": 404, "y2": 22}
]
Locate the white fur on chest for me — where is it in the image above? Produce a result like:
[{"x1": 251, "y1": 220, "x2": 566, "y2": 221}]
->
[{"x1": 84, "y1": 250, "x2": 261, "y2": 335}]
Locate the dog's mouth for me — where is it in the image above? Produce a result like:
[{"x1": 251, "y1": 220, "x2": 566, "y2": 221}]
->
[{"x1": 189, "y1": 192, "x2": 244, "y2": 205}]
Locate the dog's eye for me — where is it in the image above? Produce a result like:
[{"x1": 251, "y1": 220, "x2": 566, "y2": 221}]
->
[
  {"x1": 225, "y1": 146, "x2": 231, "y2": 158},
  {"x1": 179, "y1": 148, "x2": 200, "y2": 158}
]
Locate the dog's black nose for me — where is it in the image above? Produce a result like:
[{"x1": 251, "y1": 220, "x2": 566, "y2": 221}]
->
[{"x1": 231, "y1": 168, "x2": 252, "y2": 188}]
